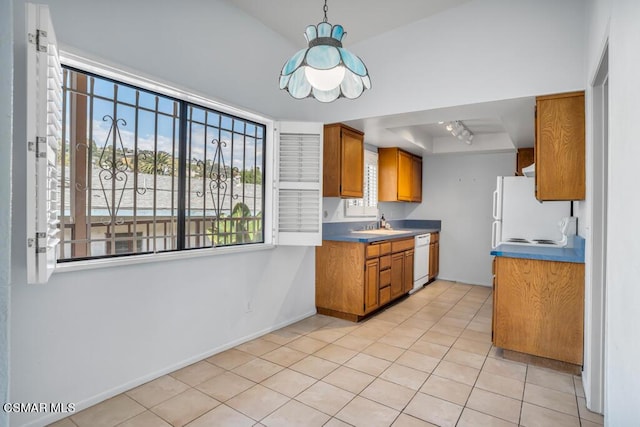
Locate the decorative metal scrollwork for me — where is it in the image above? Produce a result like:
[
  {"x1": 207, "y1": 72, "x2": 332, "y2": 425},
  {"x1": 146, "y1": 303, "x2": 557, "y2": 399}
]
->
[
  {"x1": 97, "y1": 115, "x2": 128, "y2": 225},
  {"x1": 196, "y1": 138, "x2": 238, "y2": 220},
  {"x1": 73, "y1": 142, "x2": 90, "y2": 192}
]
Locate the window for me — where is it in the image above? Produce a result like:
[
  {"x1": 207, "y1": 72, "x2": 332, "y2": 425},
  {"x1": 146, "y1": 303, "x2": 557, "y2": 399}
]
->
[
  {"x1": 26, "y1": 6, "x2": 322, "y2": 283},
  {"x1": 57, "y1": 67, "x2": 266, "y2": 261},
  {"x1": 345, "y1": 149, "x2": 378, "y2": 217}
]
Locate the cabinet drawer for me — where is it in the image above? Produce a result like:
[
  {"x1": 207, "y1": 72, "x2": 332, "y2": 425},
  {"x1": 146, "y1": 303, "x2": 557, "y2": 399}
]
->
[
  {"x1": 366, "y1": 244, "x2": 380, "y2": 259},
  {"x1": 379, "y1": 242, "x2": 391, "y2": 255},
  {"x1": 379, "y1": 255, "x2": 391, "y2": 270},
  {"x1": 380, "y1": 268, "x2": 391, "y2": 287},
  {"x1": 379, "y1": 286, "x2": 391, "y2": 305},
  {"x1": 392, "y1": 238, "x2": 414, "y2": 253}
]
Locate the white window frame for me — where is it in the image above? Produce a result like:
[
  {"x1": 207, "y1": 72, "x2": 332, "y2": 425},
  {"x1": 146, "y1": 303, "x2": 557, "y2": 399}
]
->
[
  {"x1": 345, "y1": 149, "x2": 378, "y2": 218},
  {"x1": 26, "y1": 8, "x2": 322, "y2": 280}
]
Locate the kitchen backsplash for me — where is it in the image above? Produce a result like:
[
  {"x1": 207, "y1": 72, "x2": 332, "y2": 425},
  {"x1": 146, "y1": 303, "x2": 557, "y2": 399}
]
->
[{"x1": 322, "y1": 198, "x2": 407, "y2": 223}]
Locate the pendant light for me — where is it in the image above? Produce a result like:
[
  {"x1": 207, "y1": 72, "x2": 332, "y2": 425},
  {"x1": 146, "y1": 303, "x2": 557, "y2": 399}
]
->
[{"x1": 279, "y1": 0, "x2": 371, "y2": 102}]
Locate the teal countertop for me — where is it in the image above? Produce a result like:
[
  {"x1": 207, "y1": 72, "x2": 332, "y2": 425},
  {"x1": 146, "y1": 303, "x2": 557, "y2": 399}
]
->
[
  {"x1": 491, "y1": 236, "x2": 585, "y2": 263},
  {"x1": 322, "y1": 219, "x2": 441, "y2": 243},
  {"x1": 324, "y1": 228, "x2": 440, "y2": 243}
]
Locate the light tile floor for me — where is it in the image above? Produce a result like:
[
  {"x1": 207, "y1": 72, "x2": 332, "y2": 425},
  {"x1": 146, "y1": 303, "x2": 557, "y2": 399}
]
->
[{"x1": 51, "y1": 280, "x2": 605, "y2": 427}]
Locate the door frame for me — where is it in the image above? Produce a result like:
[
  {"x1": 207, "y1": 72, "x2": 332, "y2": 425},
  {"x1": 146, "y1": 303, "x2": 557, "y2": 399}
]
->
[{"x1": 584, "y1": 42, "x2": 609, "y2": 414}]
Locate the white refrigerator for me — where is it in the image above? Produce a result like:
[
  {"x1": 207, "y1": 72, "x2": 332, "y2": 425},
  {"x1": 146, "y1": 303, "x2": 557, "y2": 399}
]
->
[{"x1": 491, "y1": 176, "x2": 571, "y2": 248}]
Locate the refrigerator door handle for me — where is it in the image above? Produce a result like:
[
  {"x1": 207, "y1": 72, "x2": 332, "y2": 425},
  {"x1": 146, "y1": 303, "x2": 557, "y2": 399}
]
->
[
  {"x1": 492, "y1": 189, "x2": 500, "y2": 220},
  {"x1": 491, "y1": 220, "x2": 500, "y2": 248}
]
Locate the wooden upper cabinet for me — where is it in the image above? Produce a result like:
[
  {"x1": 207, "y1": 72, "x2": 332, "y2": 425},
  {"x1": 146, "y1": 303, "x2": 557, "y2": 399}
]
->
[
  {"x1": 378, "y1": 147, "x2": 423, "y2": 202},
  {"x1": 323, "y1": 123, "x2": 364, "y2": 198},
  {"x1": 535, "y1": 91, "x2": 585, "y2": 201},
  {"x1": 516, "y1": 148, "x2": 534, "y2": 176},
  {"x1": 411, "y1": 156, "x2": 423, "y2": 202}
]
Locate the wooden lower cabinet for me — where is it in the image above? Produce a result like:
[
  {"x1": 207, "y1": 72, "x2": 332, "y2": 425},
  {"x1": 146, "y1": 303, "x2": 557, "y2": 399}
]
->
[
  {"x1": 390, "y1": 252, "x2": 404, "y2": 299},
  {"x1": 316, "y1": 238, "x2": 414, "y2": 321},
  {"x1": 403, "y1": 249, "x2": 414, "y2": 293},
  {"x1": 428, "y1": 232, "x2": 439, "y2": 280},
  {"x1": 364, "y1": 258, "x2": 379, "y2": 312},
  {"x1": 493, "y1": 256, "x2": 585, "y2": 365}
]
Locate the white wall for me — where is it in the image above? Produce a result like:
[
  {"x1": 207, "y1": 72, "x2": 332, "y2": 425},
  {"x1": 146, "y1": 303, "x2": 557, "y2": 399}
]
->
[
  {"x1": 6, "y1": 0, "x2": 592, "y2": 425},
  {"x1": 10, "y1": 248, "x2": 315, "y2": 426},
  {"x1": 405, "y1": 152, "x2": 515, "y2": 286},
  {"x1": 37, "y1": 0, "x2": 304, "y2": 121},
  {"x1": 303, "y1": 0, "x2": 587, "y2": 124},
  {"x1": 9, "y1": 1, "x2": 317, "y2": 426},
  {"x1": 1, "y1": 0, "x2": 14, "y2": 425},
  {"x1": 575, "y1": 0, "x2": 612, "y2": 414},
  {"x1": 600, "y1": 0, "x2": 640, "y2": 424},
  {"x1": 322, "y1": 198, "x2": 407, "y2": 224}
]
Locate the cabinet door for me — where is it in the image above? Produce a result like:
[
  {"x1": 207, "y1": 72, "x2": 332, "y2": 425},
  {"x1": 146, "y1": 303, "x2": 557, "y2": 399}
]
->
[
  {"x1": 494, "y1": 257, "x2": 584, "y2": 364},
  {"x1": 340, "y1": 127, "x2": 364, "y2": 198},
  {"x1": 364, "y1": 258, "x2": 380, "y2": 313},
  {"x1": 403, "y1": 249, "x2": 414, "y2": 293},
  {"x1": 492, "y1": 259, "x2": 497, "y2": 344},
  {"x1": 434, "y1": 242, "x2": 439, "y2": 278},
  {"x1": 411, "y1": 156, "x2": 422, "y2": 202},
  {"x1": 397, "y1": 151, "x2": 413, "y2": 201},
  {"x1": 535, "y1": 91, "x2": 585, "y2": 200},
  {"x1": 390, "y1": 252, "x2": 404, "y2": 299},
  {"x1": 428, "y1": 242, "x2": 436, "y2": 279}
]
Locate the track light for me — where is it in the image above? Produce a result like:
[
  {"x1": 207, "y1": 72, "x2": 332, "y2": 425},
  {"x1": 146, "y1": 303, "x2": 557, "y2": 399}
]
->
[{"x1": 440, "y1": 120, "x2": 474, "y2": 145}]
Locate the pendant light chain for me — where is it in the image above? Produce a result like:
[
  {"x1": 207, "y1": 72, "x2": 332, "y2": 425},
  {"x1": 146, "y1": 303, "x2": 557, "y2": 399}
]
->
[{"x1": 323, "y1": 0, "x2": 329, "y2": 22}]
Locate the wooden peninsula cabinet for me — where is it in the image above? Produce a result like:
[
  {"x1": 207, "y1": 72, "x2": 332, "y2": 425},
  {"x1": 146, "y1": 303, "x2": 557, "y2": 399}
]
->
[
  {"x1": 316, "y1": 237, "x2": 414, "y2": 321},
  {"x1": 378, "y1": 147, "x2": 422, "y2": 203},
  {"x1": 493, "y1": 256, "x2": 585, "y2": 365},
  {"x1": 535, "y1": 91, "x2": 585, "y2": 201},
  {"x1": 323, "y1": 123, "x2": 364, "y2": 198}
]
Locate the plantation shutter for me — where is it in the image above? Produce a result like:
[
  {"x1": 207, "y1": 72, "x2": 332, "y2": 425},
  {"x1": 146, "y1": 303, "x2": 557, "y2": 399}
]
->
[
  {"x1": 345, "y1": 149, "x2": 378, "y2": 217},
  {"x1": 275, "y1": 122, "x2": 323, "y2": 246},
  {"x1": 26, "y1": 3, "x2": 61, "y2": 284}
]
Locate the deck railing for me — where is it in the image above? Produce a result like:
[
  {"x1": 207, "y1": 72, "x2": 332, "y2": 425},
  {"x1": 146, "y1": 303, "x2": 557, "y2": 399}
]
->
[{"x1": 59, "y1": 215, "x2": 263, "y2": 260}]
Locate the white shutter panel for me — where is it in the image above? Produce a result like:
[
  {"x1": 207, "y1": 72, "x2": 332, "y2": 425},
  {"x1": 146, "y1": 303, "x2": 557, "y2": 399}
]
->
[
  {"x1": 345, "y1": 150, "x2": 378, "y2": 217},
  {"x1": 26, "y1": 4, "x2": 61, "y2": 284},
  {"x1": 275, "y1": 122, "x2": 323, "y2": 246}
]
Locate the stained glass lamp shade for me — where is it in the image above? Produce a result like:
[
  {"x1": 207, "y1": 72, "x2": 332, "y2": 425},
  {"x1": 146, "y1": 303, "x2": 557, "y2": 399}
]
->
[{"x1": 279, "y1": 21, "x2": 371, "y2": 102}]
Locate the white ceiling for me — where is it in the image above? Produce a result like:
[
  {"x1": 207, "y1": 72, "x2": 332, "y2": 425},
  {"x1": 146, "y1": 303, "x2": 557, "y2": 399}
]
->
[
  {"x1": 225, "y1": 0, "x2": 535, "y2": 156},
  {"x1": 226, "y1": 0, "x2": 473, "y2": 46},
  {"x1": 343, "y1": 97, "x2": 536, "y2": 155}
]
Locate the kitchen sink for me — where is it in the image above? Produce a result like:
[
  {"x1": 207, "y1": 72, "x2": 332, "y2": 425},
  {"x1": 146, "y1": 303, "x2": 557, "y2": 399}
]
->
[{"x1": 351, "y1": 229, "x2": 410, "y2": 235}]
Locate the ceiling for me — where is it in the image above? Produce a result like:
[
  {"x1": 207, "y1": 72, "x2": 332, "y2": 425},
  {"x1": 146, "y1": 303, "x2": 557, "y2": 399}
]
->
[
  {"x1": 343, "y1": 97, "x2": 536, "y2": 156},
  {"x1": 225, "y1": 0, "x2": 535, "y2": 156},
  {"x1": 226, "y1": 0, "x2": 473, "y2": 46}
]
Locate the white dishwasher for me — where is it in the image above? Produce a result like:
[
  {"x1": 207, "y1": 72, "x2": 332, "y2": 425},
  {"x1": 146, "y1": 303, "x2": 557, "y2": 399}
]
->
[{"x1": 412, "y1": 233, "x2": 431, "y2": 293}]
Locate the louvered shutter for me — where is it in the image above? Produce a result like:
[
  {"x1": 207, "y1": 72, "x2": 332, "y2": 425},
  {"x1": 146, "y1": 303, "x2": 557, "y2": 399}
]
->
[
  {"x1": 345, "y1": 150, "x2": 378, "y2": 217},
  {"x1": 26, "y1": 4, "x2": 61, "y2": 284},
  {"x1": 275, "y1": 122, "x2": 323, "y2": 246}
]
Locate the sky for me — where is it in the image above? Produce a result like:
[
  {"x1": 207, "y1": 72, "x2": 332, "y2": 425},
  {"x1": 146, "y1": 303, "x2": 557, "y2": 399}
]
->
[
  {"x1": 61, "y1": 70, "x2": 266, "y2": 219},
  {"x1": 84, "y1": 74, "x2": 264, "y2": 173}
]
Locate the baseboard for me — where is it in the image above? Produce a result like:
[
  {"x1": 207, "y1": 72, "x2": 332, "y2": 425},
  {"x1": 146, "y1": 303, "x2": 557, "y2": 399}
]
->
[{"x1": 28, "y1": 309, "x2": 317, "y2": 427}]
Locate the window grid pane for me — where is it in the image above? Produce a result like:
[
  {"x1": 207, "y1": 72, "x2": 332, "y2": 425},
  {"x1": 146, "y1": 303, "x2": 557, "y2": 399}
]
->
[{"x1": 58, "y1": 67, "x2": 265, "y2": 262}]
